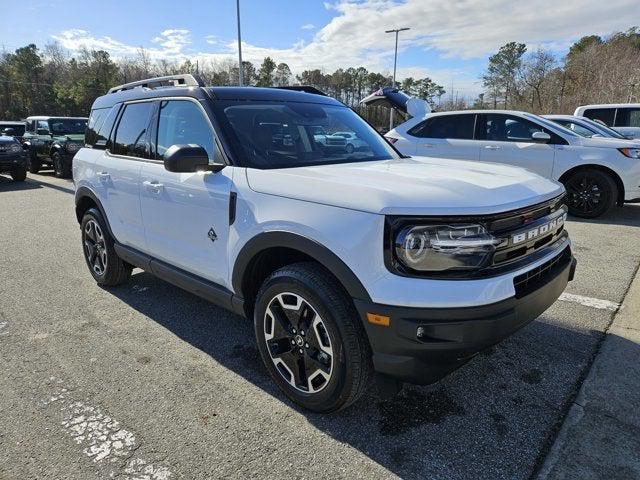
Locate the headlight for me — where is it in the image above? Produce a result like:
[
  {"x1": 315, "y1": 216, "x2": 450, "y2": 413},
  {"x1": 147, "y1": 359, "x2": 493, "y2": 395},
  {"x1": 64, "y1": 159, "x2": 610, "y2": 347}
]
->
[
  {"x1": 394, "y1": 224, "x2": 502, "y2": 272},
  {"x1": 8, "y1": 144, "x2": 22, "y2": 153},
  {"x1": 619, "y1": 147, "x2": 640, "y2": 159},
  {"x1": 66, "y1": 143, "x2": 81, "y2": 152}
]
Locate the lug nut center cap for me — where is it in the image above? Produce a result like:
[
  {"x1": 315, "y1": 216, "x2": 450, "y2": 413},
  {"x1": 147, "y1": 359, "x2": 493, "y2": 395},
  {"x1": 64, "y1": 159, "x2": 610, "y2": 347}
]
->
[{"x1": 294, "y1": 335, "x2": 304, "y2": 347}]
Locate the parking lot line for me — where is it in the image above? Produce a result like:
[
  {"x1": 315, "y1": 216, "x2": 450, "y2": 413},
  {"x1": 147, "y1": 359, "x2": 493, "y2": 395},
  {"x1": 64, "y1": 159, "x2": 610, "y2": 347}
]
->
[{"x1": 558, "y1": 293, "x2": 620, "y2": 312}]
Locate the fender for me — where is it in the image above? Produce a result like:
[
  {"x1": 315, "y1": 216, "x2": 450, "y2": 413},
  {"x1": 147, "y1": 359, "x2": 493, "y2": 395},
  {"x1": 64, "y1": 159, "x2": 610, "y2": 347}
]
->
[
  {"x1": 74, "y1": 186, "x2": 116, "y2": 239},
  {"x1": 232, "y1": 231, "x2": 371, "y2": 302}
]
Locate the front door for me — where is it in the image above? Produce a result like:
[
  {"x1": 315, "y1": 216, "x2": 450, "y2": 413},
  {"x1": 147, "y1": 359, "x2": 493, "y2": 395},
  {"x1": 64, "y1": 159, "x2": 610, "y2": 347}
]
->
[
  {"x1": 140, "y1": 99, "x2": 232, "y2": 286},
  {"x1": 477, "y1": 113, "x2": 556, "y2": 177},
  {"x1": 409, "y1": 113, "x2": 481, "y2": 161}
]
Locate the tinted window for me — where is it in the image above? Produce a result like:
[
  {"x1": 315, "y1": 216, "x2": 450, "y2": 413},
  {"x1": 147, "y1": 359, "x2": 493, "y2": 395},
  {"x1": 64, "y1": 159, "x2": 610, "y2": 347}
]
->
[
  {"x1": 37, "y1": 120, "x2": 49, "y2": 132},
  {"x1": 113, "y1": 102, "x2": 153, "y2": 158},
  {"x1": 483, "y1": 114, "x2": 548, "y2": 142},
  {"x1": 213, "y1": 101, "x2": 399, "y2": 169},
  {"x1": 614, "y1": 107, "x2": 640, "y2": 127},
  {"x1": 0, "y1": 124, "x2": 25, "y2": 136},
  {"x1": 156, "y1": 100, "x2": 216, "y2": 161},
  {"x1": 583, "y1": 108, "x2": 615, "y2": 126},
  {"x1": 85, "y1": 108, "x2": 109, "y2": 146},
  {"x1": 409, "y1": 114, "x2": 475, "y2": 139},
  {"x1": 49, "y1": 118, "x2": 87, "y2": 135}
]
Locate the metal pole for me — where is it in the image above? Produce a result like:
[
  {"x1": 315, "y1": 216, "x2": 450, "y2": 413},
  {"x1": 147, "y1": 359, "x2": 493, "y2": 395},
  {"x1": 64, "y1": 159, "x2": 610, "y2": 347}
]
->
[
  {"x1": 385, "y1": 28, "x2": 409, "y2": 131},
  {"x1": 236, "y1": 0, "x2": 243, "y2": 86}
]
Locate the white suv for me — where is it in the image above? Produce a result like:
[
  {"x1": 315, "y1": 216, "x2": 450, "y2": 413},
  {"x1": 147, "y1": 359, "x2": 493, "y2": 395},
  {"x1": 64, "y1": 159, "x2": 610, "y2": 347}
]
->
[
  {"x1": 386, "y1": 110, "x2": 640, "y2": 218},
  {"x1": 74, "y1": 75, "x2": 576, "y2": 412}
]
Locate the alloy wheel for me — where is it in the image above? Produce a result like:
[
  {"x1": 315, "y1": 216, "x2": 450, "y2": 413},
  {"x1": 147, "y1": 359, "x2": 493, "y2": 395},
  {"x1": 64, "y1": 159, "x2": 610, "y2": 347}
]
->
[
  {"x1": 263, "y1": 292, "x2": 334, "y2": 393},
  {"x1": 566, "y1": 173, "x2": 607, "y2": 216},
  {"x1": 83, "y1": 219, "x2": 108, "y2": 276}
]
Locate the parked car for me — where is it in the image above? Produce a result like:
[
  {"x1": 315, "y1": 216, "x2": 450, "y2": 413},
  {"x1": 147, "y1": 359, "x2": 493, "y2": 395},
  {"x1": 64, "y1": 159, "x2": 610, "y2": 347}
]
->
[
  {"x1": 0, "y1": 135, "x2": 27, "y2": 182},
  {"x1": 0, "y1": 121, "x2": 27, "y2": 142},
  {"x1": 332, "y1": 131, "x2": 370, "y2": 153},
  {"x1": 309, "y1": 126, "x2": 347, "y2": 150},
  {"x1": 385, "y1": 109, "x2": 640, "y2": 218},
  {"x1": 74, "y1": 74, "x2": 575, "y2": 412},
  {"x1": 574, "y1": 104, "x2": 640, "y2": 139},
  {"x1": 22, "y1": 116, "x2": 88, "y2": 177},
  {"x1": 544, "y1": 114, "x2": 637, "y2": 141}
]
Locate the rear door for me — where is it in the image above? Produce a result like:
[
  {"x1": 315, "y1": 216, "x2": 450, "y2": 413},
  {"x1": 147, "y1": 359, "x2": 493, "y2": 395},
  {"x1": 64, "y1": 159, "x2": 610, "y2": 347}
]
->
[
  {"x1": 93, "y1": 101, "x2": 152, "y2": 248},
  {"x1": 140, "y1": 98, "x2": 233, "y2": 285},
  {"x1": 477, "y1": 113, "x2": 556, "y2": 177},
  {"x1": 409, "y1": 114, "x2": 480, "y2": 160}
]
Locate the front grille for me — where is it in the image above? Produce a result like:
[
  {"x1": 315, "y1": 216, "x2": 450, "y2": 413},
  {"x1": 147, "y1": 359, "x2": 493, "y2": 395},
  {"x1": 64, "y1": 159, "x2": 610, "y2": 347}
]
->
[{"x1": 513, "y1": 246, "x2": 571, "y2": 298}]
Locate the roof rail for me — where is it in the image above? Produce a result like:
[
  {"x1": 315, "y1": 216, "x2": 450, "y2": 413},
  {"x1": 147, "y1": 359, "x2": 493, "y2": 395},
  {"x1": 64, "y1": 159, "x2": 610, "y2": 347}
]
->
[
  {"x1": 275, "y1": 85, "x2": 327, "y2": 96},
  {"x1": 107, "y1": 73, "x2": 206, "y2": 94}
]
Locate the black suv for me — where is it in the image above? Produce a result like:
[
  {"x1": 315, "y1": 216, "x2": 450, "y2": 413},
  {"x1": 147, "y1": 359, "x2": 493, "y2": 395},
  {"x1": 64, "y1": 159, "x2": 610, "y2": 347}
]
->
[
  {"x1": 0, "y1": 135, "x2": 27, "y2": 181},
  {"x1": 23, "y1": 116, "x2": 88, "y2": 177}
]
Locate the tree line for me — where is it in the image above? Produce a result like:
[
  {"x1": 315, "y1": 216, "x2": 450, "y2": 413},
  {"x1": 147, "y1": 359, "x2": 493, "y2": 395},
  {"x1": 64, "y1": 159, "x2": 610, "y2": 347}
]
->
[
  {"x1": 0, "y1": 43, "x2": 444, "y2": 130},
  {"x1": 479, "y1": 28, "x2": 640, "y2": 113}
]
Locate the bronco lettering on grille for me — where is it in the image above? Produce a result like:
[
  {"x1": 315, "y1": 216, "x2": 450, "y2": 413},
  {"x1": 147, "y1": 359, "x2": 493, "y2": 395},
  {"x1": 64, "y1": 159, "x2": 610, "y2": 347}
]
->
[{"x1": 511, "y1": 212, "x2": 567, "y2": 245}]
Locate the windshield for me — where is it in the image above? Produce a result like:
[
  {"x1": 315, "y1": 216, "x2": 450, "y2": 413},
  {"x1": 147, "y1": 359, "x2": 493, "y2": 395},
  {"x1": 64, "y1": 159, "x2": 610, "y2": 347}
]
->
[
  {"x1": 524, "y1": 113, "x2": 580, "y2": 137},
  {"x1": 1, "y1": 124, "x2": 25, "y2": 136},
  {"x1": 581, "y1": 117, "x2": 627, "y2": 139},
  {"x1": 49, "y1": 118, "x2": 88, "y2": 135},
  {"x1": 214, "y1": 101, "x2": 400, "y2": 169}
]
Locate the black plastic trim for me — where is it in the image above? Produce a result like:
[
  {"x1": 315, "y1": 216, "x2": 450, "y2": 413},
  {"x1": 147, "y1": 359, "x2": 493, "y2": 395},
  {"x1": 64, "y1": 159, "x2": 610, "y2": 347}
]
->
[
  {"x1": 232, "y1": 231, "x2": 371, "y2": 301},
  {"x1": 229, "y1": 191, "x2": 237, "y2": 225},
  {"x1": 74, "y1": 187, "x2": 115, "y2": 238}
]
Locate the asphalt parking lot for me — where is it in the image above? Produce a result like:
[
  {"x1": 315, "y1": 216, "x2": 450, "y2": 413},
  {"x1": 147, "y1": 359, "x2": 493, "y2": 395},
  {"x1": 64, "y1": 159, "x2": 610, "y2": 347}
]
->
[{"x1": 1, "y1": 172, "x2": 639, "y2": 480}]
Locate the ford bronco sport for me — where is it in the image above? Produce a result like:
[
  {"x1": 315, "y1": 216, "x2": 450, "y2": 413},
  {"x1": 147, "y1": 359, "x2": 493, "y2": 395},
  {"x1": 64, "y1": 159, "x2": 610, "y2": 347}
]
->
[
  {"x1": 73, "y1": 74, "x2": 576, "y2": 412},
  {"x1": 23, "y1": 116, "x2": 88, "y2": 178}
]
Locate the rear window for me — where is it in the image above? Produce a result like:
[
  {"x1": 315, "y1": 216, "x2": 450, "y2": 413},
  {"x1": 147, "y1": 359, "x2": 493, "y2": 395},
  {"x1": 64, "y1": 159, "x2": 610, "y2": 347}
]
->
[
  {"x1": 113, "y1": 102, "x2": 153, "y2": 158},
  {"x1": 583, "y1": 108, "x2": 615, "y2": 126},
  {"x1": 614, "y1": 108, "x2": 640, "y2": 128},
  {"x1": 408, "y1": 114, "x2": 476, "y2": 140}
]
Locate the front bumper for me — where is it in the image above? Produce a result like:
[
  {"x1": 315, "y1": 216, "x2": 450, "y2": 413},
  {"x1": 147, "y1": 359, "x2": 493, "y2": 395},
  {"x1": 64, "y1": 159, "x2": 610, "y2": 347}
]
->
[
  {"x1": 0, "y1": 153, "x2": 27, "y2": 172},
  {"x1": 354, "y1": 247, "x2": 576, "y2": 385}
]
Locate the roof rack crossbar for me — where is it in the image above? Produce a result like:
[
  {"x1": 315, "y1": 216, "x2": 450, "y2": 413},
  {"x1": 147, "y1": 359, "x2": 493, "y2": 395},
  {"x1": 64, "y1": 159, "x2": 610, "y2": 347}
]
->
[
  {"x1": 107, "y1": 73, "x2": 205, "y2": 94},
  {"x1": 275, "y1": 85, "x2": 327, "y2": 96}
]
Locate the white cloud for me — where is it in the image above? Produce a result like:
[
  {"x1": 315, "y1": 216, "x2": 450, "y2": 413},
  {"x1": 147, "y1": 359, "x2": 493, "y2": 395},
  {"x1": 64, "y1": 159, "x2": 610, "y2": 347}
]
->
[
  {"x1": 51, "y1": 0, "x2": 638, "y2": 98},
  {"x1": 301, "y1": 24, "x2": 316, "y2": 30}
]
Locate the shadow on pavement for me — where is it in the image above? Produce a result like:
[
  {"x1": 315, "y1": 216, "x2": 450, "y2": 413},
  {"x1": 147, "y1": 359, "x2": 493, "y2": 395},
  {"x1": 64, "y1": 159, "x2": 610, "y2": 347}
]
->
[
  {"x1": 569, "y1": 204, "x2": 640, "y2": 227},
  {"x1": 106, "y1": 269, "x2": 605, "y2": 480}
]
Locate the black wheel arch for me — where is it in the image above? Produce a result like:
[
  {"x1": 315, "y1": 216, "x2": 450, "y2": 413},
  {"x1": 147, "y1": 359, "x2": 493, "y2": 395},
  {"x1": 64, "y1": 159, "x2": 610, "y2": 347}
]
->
[
  {"x1": 559, "y1": 164, "x2": 625, "y2": 206},
  {"x1": 232, "y1": 231, "x2": 371, "y2": 318},
  {"x1": 75, "y1": 186, "x2": 116, "y2": 238}
]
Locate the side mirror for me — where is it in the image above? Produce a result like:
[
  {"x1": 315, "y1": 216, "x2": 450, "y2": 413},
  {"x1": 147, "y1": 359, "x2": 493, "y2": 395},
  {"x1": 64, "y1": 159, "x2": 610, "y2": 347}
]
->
[
  {"x1": 163, "y1": 144, "x2": 225, "y2": 173},
  {"x1": 532, "y1": 131, "x2": 551, "y2": 143},
  {"x1": 37, "y1": 128, "x2": 50, "y2": 135}
]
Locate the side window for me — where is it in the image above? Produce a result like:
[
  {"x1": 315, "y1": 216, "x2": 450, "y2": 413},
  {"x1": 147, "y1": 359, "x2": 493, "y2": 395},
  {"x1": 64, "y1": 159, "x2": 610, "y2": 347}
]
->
[
  {"x1": 408, "y1": 115, "x2": 475, "y2": 139},
  {"x1": 37, "y1": 120, "x2": 49, "y2": 133},
  {"x1": 85, "y1": 108, "x2": 108, "y2": 147},
  {"x1": 559, "y1": 121, "x2": 593, "y2": 137},
  {"x1": 483, "y1": 114, "x2": 547, "y2": 142},
  {"x1": 614, "y1": 108, "x2": 640, "y2": 127},
  {"x1": 583, "y1": 108, "x2": 615, "y2": 126},
  {"x1": 156, "y1": 100, "x2": 216, "y2": 161},
  {"x1": 113, "y1": 102, "x2": 153, "y2": 158}
]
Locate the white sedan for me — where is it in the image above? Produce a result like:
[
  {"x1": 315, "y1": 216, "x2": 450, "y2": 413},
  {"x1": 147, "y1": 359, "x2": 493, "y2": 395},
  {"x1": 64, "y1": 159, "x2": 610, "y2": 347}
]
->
[{"x1": 385, "y1": 109, "x2": 640, "y2": 218}]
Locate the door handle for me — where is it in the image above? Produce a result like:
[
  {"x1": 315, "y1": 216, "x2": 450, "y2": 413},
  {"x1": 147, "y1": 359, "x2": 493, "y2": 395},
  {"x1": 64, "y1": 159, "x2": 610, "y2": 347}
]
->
[
  {"x1": 422, "y1": 143, "x2": 435, "y2": 148},
  {"x1": 484, "y1": 145, "x2": 501, "y2": 150},
  {"x1": 96, "y1": 171, "x2": 110, "y2": 179},
  {"x1": 143, "y1": 180, "x2": 164, "y2": 192}
]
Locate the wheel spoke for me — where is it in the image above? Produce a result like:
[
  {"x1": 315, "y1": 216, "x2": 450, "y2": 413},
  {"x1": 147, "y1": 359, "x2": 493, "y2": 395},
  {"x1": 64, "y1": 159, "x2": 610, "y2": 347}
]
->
[{"x1": 267, "y1": 337, "x2": 293, "y2": 358}]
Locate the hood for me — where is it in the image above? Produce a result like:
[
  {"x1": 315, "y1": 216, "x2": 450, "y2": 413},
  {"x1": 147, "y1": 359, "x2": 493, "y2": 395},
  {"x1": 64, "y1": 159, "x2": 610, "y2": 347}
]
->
[
  {"x1": 246, "y1": 157, "x2": 564, "y2": 216},
  {"x1": 0, "y1": 135, "x2": 18, "y2": 145},
  {"x1": 360, "y1": 87, "x2": 430, "y2": 118},
  {"x1": 572, "y1": 136, "x2": 640, "y2": 148}
]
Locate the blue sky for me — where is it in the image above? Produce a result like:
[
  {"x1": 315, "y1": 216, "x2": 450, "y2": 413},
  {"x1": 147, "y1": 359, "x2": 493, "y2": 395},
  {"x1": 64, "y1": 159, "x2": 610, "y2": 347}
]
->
[{"x1": 1, "y1": 0, "x2": 637, "y2": 98}]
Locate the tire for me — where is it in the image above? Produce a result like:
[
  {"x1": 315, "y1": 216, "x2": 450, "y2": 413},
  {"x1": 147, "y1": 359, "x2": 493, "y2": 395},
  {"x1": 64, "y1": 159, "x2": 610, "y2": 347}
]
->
[
  {"x1": 80, "y1": 208, "x2": 132, "y2": 286},
  {"x1": 27, "y1": 150, "x2": 41, "y2": 174},
  {"x1": 345, "y1": 143, "x2": 355, "y2": 154},
  {"x1": 564, "y1": 169, "x2": 617, "y2": 218},
  {"x1": 11, "y1": 166, "x2": 27, "y2": 181},
  {"x1": 52, "y1": 151, "x2": 71, "y2": 178},
  {"x1": 254, "y1": 262, "x2": 373, "y2": 413}
]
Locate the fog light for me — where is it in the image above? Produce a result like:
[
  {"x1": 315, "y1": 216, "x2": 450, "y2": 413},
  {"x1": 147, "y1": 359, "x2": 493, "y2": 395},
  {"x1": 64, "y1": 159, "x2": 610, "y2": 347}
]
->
[{"x1": 416, "y1": 326, "x2": 427, "y2": 339}]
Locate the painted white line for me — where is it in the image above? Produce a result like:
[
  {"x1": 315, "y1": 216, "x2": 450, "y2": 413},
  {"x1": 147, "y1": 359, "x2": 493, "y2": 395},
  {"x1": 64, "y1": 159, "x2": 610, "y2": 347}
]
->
[
  {"x1": 558, "y1": 293, "x2": 620, "y2": 312},
  {"x1": 43, "y1": 377, "x2": 172, "y2": 479}
]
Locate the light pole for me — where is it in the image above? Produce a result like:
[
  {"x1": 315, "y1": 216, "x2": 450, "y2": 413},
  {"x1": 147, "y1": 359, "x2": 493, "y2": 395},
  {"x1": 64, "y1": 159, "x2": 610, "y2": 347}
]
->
[
  {"x1": 236, "y1": 0, "x2": 244, "y2": 86},
  {"x1": 385, "y1": 27, "x2": 409, "y2": 131}
]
